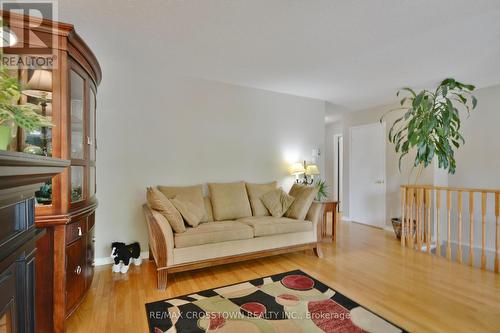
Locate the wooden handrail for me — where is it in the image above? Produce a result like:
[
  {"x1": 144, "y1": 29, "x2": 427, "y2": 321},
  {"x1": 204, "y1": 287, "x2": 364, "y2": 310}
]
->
[
  {"x1": 401, "y1": 184, "x2": 500, "y2": 194},
  {"x1": 401, "y1": 184, "x2": 499, "y2": 273}
]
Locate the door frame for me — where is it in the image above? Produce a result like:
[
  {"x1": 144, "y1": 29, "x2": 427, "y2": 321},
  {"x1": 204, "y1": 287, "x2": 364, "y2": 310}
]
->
[
  {"x1": 333, "y1": 134, "x2": 343, "y2": 212},
  {"x1": 348, "y1": 122, "x2": 386, "y2": 228}
]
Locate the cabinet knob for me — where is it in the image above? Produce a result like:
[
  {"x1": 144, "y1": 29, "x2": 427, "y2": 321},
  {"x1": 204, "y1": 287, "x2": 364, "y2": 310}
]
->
[
  {"x1": 87, "y1": 136, "x2": 92, "y2": 145},
  {"x1": 78, "y1": 227, "x2": 83, "y2": 236},
  {"x1": 75, "y1": 265, "x2": 82, "y2": 275}
]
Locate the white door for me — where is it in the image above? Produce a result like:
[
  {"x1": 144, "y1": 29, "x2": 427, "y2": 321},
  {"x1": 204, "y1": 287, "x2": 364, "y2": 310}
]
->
[{"x1": 349, "y1": 123, "x2": 386, "y2": 228}]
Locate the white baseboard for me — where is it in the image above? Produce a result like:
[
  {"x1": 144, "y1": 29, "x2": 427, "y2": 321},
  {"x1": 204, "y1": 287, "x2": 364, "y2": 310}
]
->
[
  {"x1": 94, "y1": 251, "x2": 149, "y2": 267},
  {"x1": 383, "y1": 225, "x2": 394, "y2": 233}
]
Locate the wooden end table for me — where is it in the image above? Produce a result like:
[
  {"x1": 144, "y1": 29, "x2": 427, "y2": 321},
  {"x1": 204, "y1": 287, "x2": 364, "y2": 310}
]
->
[{"x1": 319, "y1": 201, "x2": 338, "y2": 243}]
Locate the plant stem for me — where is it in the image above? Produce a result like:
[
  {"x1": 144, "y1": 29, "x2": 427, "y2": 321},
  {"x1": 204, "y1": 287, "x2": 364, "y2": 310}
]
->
[{"x1": 414, "y1": 164, "x2": 424, "y2": 185}]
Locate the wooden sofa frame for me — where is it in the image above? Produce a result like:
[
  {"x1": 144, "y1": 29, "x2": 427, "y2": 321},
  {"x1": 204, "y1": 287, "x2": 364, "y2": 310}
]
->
[{"x1": 143, "y1": 202, "x2": 324, "y2": 289}]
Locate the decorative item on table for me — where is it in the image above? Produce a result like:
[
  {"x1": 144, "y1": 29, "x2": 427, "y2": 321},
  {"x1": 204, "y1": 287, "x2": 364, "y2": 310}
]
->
[
  {"x1": 315, "y1": 179, "x2": 329, "y2": 201},
  {"x1": 0, "y1": 64, "x2": 53, "y2": 150},
  {"x1": 289, "y1": 160, "x2": 320, "y2": 185},
  {"x1": 110, "y1": 242, "x2": 142, "y2": 274}
]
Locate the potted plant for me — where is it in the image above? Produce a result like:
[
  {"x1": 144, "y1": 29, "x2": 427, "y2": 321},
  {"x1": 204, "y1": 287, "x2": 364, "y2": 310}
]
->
[
  {"x1": 0, "y1": 64, "x2": 53, "y2": 150},
  {"x1": 315, "y1": 179, "x2": 329, "y2": 202},
  {"x1": 382, "y1": 78, "x2": 477, "y2": 238}
]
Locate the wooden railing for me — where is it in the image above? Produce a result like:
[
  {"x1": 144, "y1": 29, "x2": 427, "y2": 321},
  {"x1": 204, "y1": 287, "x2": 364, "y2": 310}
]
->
[{"x1": 400, "y1": 185, "x2": 500, "y2": 272}]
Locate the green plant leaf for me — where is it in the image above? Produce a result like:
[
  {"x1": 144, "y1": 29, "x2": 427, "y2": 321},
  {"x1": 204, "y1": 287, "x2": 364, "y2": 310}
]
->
[{"x1": 387, "y1": 78, "x2": 476, "y2": 175}]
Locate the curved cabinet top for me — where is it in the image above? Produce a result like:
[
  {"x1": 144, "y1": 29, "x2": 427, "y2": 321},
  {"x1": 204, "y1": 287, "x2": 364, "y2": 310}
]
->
[{"x1": 1, "y1": 10, "x2": 102, "y2": 85}]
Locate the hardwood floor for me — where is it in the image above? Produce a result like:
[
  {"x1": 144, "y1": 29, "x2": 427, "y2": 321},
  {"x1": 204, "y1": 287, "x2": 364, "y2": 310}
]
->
[{"x1": 66, "y1": 222, "x2": 500, "y2": 333}]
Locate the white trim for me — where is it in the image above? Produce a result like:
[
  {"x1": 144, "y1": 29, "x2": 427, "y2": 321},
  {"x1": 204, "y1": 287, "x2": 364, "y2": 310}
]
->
[
  {"x1": 94, "y1": 251, "x2": 149, "y2": 266},
  {"x1": 383, "y1": 225, "x2": 394, "y2": 233},
  {"x1": 333, "y1": 134, "x2": 343, "y2": 211},
  {"x1": 348, "y1": 122, "x2": 386, "y2": 228},
  {"x1": 446, "y1": 240, "x2": 496, "y2": 254}
]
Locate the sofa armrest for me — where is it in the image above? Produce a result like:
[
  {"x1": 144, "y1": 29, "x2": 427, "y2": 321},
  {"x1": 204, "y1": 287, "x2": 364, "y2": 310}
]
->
[
  {"x1": 143, "y1": 204, "x2": 174, "y2": 269},
  {"x1": 306, "y1": 201, "x2": 324, "y2": 241}
]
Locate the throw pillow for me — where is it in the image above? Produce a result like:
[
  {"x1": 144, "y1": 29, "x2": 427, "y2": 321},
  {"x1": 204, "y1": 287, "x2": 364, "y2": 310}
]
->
[
  {"x1": 208, "y1": 181, "x2": 252, "y2": 221},
  {"x1": 158, "y1": 184, "x2": 208, "y2": 222},
  {"x1": 170, "y1": 196, "x2": 204, "y2": 227},
  {"x1": 245, "y1": 181, "x2": 278, "y2": 216},
  {"x1": 285, "y1": 184, "x2": 319, "y2": 220},
  {"x1": 261, "y1": 188, "x2": 295, "y2": 217},
  {"x1": 146, "y1": 187, "x2": 186, "y2": 233}
]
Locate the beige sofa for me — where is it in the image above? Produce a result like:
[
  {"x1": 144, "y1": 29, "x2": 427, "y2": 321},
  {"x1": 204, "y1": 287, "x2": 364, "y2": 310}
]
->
[{"x1": 143, "y1": 182, "x2": 324, "y2": 289}]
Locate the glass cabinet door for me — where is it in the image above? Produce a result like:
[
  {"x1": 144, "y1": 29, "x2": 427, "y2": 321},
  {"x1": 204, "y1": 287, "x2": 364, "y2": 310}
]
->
[
  {"x1": 88, "y1": 87, "x2": 96, "y2": 197},
  {"x1": 70, "y1": 70, "x2": 85, "y2": 160},
  {"x1": 23, "y1": 67, "x2": 54, "y2": 157},
  {"x1": 89, "y1": 89, "x2": 96, "y2": 162},
  {"x1": 71, "y1": 166, "x2": 84, "y2": 202}
]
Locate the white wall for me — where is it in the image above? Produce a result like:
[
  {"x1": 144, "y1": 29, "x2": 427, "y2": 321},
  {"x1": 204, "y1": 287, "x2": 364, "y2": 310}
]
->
[
  {"x1": 324, "y1": 83, "x2": 500, "y2": 240},
  {"x1": 95, "y1": 74, "x2": 325, "y2": 258},
  {"x1": 324, "y1": 121, "x2": 342, "y2": 200},
  {"x1": 340, "y1": 104, "x2": 433, "y2": 224},
  {"x1": 447, "y1": 84, "x2": 500, "y2": 253}
]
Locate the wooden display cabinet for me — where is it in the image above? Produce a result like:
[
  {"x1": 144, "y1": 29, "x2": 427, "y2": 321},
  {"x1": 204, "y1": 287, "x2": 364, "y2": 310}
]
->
[{"x1": 2, "y1": 11, "x2": 102, "y2": 333}]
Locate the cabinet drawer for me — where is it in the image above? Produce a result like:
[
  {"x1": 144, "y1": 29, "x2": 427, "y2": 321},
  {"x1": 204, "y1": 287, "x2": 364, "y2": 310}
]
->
[
  {"x1": 66, "y1": 218, "x2": 86, "y2": 245},
  {"x1": 65, "y1": 238, "x2": 85, "y2": 313}
]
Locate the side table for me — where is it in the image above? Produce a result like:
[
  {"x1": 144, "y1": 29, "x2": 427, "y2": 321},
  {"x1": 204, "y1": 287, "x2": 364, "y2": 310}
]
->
[{"x1": 319, "y1": 201, "x2": 338, "y2": 242}]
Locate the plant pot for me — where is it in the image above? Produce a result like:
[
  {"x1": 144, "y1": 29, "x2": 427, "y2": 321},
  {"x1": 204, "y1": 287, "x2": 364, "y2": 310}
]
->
[
  {"x1": 391, "y1": 217, "x2": 416, "y2": 239},
  {"x1": 0, "y1": 125, "x2": 12, "y2": 150}
]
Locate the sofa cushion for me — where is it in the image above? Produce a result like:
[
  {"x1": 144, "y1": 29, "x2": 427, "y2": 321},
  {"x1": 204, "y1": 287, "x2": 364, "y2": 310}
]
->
[
  {"x1": 204, "y1": 197, "x2": 214, "y2": 222},
  {"x1": 285, "y1": 184, "x2": 318, "y2": 220},
  {"x1": 158, "y1": 185, "x2": 208, "y2": 222},
  {"x1": 238, "y1": 216, "x2": 313, "y2": 237},
  {"x1": 174, "y1": 221, "x2": 254, "y2": 248},
  {"x1": 146, "y1": 187, "x2": 186, "y2": 233},
  {"x1": 208, "y1": 182, "x2": 252, "y2": 221},
  {"x1": 245, "y1": 181, "x2": 277, "y2": 216},
  {"x1": 260, "y1": 188, "x2": 295, "y2": 217},
  {"x1": 171, "y1": 197, "x2": 204, "y2": 227}
]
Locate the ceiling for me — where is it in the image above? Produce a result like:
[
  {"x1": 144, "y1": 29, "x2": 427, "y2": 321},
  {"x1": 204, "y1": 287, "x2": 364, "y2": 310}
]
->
[{"x1": 58, "y1": 0, "x2": 500, "y2": 114}]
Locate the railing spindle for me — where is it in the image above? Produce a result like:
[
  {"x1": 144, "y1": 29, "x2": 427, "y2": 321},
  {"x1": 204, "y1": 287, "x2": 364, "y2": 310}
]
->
[
  {"x1": 426, "y1": 189, "x2": 431, "y2": 253},
  {"x1": 481, "y1": 192, "x2": 487, "y2": 270},
  {"x1": 436, "y1": 189, "x2": 441, "y2": 257},
  {"x1": 408, "y1": 188, "x2": 415, "y2": 249},
  {"x1": 401, "y1": 187, "x2": 406, "y2": 247},
  {"x1": 446, "y1": 190, "x2": 452, "y2": 260},
  {"x1": 457, "y1": 191, "x2": 463, "y2": 264},
  {"x1": 495, "y1": 193, "x2": 499, "y2": 273},
  {"x1": 469, "y1": 191, "x2": 474, "y2": 266},
  {"x1": 417, "y1": 188, "x2": 424, "y2": 251}
]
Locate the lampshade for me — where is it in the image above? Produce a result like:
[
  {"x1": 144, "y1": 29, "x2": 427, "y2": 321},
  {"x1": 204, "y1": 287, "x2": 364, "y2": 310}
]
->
[
  {"x1": 305, "y1": 164, "x2": 320, "y2": 176},
  {"x1": 289, "y1": 162, "x2": 305, "y2": 176},
  {"x1": 23, "y1": 69, "x2": 53, "y2": 100}
]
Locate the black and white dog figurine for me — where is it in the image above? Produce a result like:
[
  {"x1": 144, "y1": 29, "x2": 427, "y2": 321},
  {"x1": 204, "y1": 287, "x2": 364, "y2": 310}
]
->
[{"x1": 110, "y1": 242, "x2": 142, "y2": 273}]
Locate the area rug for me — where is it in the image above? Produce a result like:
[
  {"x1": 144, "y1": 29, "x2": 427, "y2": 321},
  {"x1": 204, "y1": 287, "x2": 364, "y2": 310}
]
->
[{"x1": 145, "y1": 270, "x2": 407, "y2": 333}]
